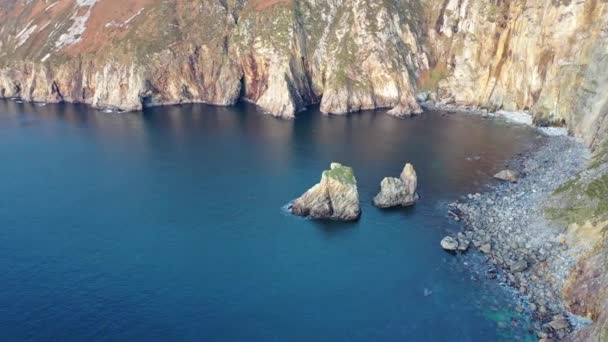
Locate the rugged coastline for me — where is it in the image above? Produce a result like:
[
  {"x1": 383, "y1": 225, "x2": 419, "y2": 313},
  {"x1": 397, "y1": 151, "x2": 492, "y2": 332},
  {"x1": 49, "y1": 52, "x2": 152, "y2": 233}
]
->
[
  {"x1": 2, "y1": 0, "x2": 608, "y2": 148},
  {"x1": 445, "y1": 126, "x2": 597, "y2": 340}
]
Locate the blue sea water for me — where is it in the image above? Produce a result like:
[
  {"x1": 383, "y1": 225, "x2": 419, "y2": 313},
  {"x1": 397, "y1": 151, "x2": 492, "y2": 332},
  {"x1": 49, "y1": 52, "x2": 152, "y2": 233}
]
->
[{"x1": 0, "y1": 100, "x2": 543, "y2": 341}]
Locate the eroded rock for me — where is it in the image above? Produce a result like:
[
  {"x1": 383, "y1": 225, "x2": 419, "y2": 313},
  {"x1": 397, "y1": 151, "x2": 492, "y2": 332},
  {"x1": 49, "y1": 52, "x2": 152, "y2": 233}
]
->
[
  {"x1": 373, "y1": 163, "x2": 419, "y2": 208},
  {"x1": 290, "y1": 163, "x2": 360, "y2": 221}
]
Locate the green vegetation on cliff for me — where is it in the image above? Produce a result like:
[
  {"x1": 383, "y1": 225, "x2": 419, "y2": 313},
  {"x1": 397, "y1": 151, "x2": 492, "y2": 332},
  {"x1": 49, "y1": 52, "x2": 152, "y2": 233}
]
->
[
  {"x1": 323, "y1": 164, "x2": 356, "y2": 185},
  {"x1": 547, "y1": 148, "x2": 608, "y2": 225}
]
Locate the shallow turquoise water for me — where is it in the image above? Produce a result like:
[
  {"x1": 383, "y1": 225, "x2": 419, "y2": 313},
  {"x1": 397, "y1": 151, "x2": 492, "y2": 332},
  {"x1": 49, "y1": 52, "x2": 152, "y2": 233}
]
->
[{"x1": 0, "y1": 100, "x2": 541, "y2": 341}]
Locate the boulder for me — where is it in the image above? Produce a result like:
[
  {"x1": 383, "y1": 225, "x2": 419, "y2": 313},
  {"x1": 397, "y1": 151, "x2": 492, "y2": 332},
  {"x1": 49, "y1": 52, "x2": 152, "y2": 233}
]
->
[
  {"x1": 480, "y1": 243, "x2": 492, "y2": 254},
  {"x1": 510, "y1": 259, "x2": 529, "y2": 273},
  {"x1": 387, "y1": 100, "x2": 423, "y2": 117},
  {"x1": 373, "y1": 163, "x2": 419, "y2": 208},
  {"x1": 440, "y1": 236, "x2": 459, "y2": 251},
  {"x1": 290, "y1": 163, "x2": 360, "y2": 221},
  {"x1": 547, "y1": 315, "x2": 570, "y2": 331},
  {"x1": 494, "y1": 169, "x2": 520, "y2": 182},
  {"x1": 457, "y1": 238, "x2": 470, "y2": 251}
]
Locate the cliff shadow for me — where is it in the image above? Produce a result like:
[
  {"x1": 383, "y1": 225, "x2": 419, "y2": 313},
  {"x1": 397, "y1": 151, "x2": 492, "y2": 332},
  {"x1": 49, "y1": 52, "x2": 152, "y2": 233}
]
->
[{"x1": 311, "y1": 219, "x2": 360, "y2": 238}]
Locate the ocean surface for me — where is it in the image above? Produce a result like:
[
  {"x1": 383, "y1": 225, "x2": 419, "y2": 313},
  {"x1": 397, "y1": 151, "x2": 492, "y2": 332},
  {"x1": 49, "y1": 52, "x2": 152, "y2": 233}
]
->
[{"x1": 0, "y1": 100, "x2": 543, "y2": 341}]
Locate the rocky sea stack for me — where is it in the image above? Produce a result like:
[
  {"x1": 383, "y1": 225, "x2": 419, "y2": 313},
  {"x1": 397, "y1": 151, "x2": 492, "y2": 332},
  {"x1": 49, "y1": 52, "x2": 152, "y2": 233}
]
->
[
  {"x1": 290, "y1": 163, "x2": 360, "y2": 221},
  {"x1": 373, "y1": 163, "x2": 419, "y2": 208}
]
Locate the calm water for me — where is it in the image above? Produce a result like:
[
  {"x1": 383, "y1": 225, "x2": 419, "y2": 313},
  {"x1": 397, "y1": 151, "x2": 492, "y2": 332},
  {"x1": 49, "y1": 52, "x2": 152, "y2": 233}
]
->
[{"x1": 0, "y1": 100, "x2": 542, "y2": 341}]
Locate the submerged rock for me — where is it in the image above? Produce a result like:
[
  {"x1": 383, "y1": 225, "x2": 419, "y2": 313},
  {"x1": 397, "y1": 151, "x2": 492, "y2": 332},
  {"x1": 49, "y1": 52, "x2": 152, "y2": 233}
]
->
[
  {"x1": 373, "y1": 163, "x2": 419, "y2": 208},
  {"x1": 290, "y1": 163, "x2": 360, "y2": 221},
  {"x1": 494, "y1": 169, "x2": 520, "y2": 183}
]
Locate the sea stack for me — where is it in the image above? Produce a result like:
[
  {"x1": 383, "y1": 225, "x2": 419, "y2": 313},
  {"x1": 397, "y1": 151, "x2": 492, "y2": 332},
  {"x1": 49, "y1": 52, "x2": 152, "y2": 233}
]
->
[
  {"x1": 290, "y1": 163, "x2": 361, "y2": 221},
  {"x1": 373, "y1": 163, "x2": 419, "y2": 208}
]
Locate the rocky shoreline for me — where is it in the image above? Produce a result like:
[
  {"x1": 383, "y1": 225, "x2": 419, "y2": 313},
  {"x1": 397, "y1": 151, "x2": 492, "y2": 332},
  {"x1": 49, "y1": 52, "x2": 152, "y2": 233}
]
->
[{"x1": 446, "y1": 132, "x2": 591, "y2": 340}]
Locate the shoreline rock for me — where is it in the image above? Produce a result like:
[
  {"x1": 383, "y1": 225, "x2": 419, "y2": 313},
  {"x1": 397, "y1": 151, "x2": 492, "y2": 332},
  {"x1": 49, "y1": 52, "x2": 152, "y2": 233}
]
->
[
  {"x1": 444, "y1": 135, "x2": 589, "y2": 340},
  {"x1": 494, "y1": 169, "x2": 520, "y2": 183},
  {"x1": 440, "y1": 236, "x2": 459, "y2": 251},
  {"x1": 373, "y1": 163, "x2": 419, "y2": 208},
  {"x1": 441, "y1": 232, "x2": 471, "y2": 253},
  {"x1": 290, "y1": 163, "x2": 360, "y2": 221}
]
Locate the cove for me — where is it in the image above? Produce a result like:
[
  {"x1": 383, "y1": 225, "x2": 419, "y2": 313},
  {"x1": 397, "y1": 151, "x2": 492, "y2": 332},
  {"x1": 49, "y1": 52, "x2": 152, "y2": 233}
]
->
[{"x1": 0, "y1": 100, "x2": 543, "y2": 341}]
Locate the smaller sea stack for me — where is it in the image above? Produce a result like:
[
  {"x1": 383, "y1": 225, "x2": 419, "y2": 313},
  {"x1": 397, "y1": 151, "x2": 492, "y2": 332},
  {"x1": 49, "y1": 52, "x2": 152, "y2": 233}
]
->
[{"x1": 373, "y1": 163, "x2": 419, "y2": 208}]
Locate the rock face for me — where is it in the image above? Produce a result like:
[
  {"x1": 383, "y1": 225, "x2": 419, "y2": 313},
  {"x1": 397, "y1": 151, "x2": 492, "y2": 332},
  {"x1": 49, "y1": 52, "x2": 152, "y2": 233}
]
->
[
  {"x1": 373, "y1": 163, "x2": 419, "y2": 208},
  {"x1": 426, "y1": 0, "x2": 608, "y2": 147},
  {"x1": 1, "y1": 0, "x2": 608, "y2": 146},
  {"x1": 290, "y1": 163, "x2": 360, "y2": 221},
  {"x1": 0, "y1": 0, "x2": 427, "y2": 118},
  {"x1": 2, "y1": 1, "x2": 608, "y2": 146}
]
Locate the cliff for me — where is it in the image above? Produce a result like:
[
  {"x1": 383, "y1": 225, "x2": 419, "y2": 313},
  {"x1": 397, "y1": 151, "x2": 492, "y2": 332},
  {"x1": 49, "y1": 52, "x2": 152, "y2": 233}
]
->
[
  {"x1": 427, "y1": 0, "x2": 608, "y2": 148},
  {"x1": 3, "y1": 1, "x2": 607, "y2": 144},
  {"x1": 545, "y1": 145, "x2": 608, "y2": 341},
  {"x1": 1, "y1": 1, "x2": 608, "y2": 338},
  {"x1": 0, "y1": 0, "x2": 427, "y2": 118}
]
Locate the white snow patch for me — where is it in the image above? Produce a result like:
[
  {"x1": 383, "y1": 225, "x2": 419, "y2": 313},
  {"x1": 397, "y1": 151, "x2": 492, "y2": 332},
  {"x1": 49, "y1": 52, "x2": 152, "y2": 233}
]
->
[
  {"x1": 495, "y1": 110, "x2": 534, "y2": 126},
  {"x1": 105, "y1": 8, "x2": 145, "y2": 28},
  {"x1": 76, "y1": 0, "x2": 98, "y2": 6},
  {"x1": 124, "y1": 8, "x2": 144, "y2": 25},
  {"x1": 15, "y1": 21, "x2": 37, "y2": 48},
  {"x1": 54, "y1": 0, "x2": 98, "y2": 50},
  {"x1": 44, "y1": 2, "x2": 59, "y2": 11},
  {"x1": 41, "y1": 53, "x2": 51, "y2": 62}
]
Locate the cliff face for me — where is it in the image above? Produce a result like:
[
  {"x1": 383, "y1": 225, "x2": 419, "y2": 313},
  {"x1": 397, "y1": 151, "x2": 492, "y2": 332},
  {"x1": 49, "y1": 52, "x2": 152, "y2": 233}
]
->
[
  {"x1": 0, "y1": 0, "x2": 427, "y2": 118},
  {"x1": 427, "y1": 0, "x2": 608, "y2": 147},
  {"x1": 546, "y1": 146, "x2": 608, "y2": 341},
  {"x1": 2, "y1": 0, "x2": 608, "y2": 141},
  {"x1": 3, "y1": 1, "x2": 607, "y2": 143},
  {"x1": 0, "y1": 0, "x2": 244, "y2": 111}
]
